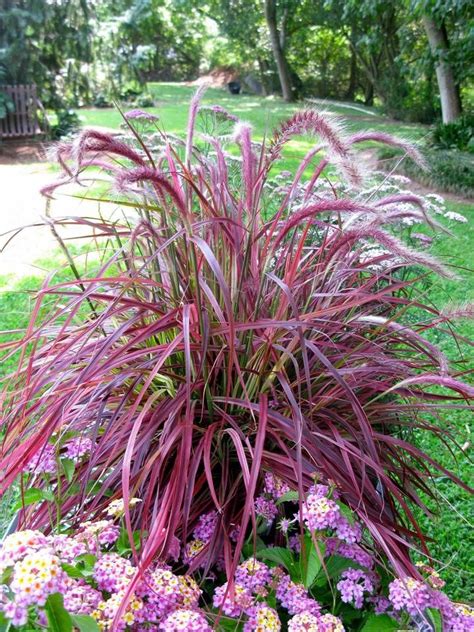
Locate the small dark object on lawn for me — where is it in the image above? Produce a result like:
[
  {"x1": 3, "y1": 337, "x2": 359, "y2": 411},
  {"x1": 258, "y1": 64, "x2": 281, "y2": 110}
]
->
[{"x1": 228, "y1": 81, "x2": 241, "y2": 95}]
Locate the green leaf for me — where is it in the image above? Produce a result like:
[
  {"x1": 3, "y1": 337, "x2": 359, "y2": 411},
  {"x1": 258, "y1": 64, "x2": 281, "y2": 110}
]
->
[
  {"x1": 75, "y1": 553, "x2": 97, "y2": 577},
  {"x1": 85, "y1": 480, "x2": 102, "y2": 494},
  {"x1": 242, "y1": 537, "x2": 266, "y2": 560},
  {"x1": 360, "y1": 613, "x2": 399, "y2": 631},
  {"x1": 255, "y1": 546, "x2": 294, "y2": 567},
  {"x1": 256, "y1": 547, "x2": 300, "y2": 581},
  {"x1": 0, "y1": 566, "x2": 13, "y2": 584},
  {"x1": 62, "y1": 562, "x2": 85, "y2": 579},
  {"x1": 302, "y1": 536, "x2": 325, "y2": 588},
  {"x1": 336, "y1": 500, "x2": 355, "y2": 524},
  {"x1": 67, "y1": 482, "x2": 81, "y2": 496},
  {"x1": 313, "y1": 554, "x2": 358, "y2": 588},
  {"x1": 115, "y1": 527, "x2": 144, "y2": 555},
  {"x1": 133, "y1": 529, "x2": 143, "y2": 550},
  {"x1": 116, "y1": 527, "x2": 132, "y2": 555},
  {"x1": 276, "y1": 490, "x2": 299, "y2": 505},
  {"x1": 0, "y1": 610, "x2": 11, "y2": 631},
  {"x1": 70, "y1": 614, "x2": 100, "y2": 632},
  {"x1": 213, "y1": 614, "x2": 244, "y2": 631},
  {"x1": 427, "y1": 607, "x2": 443, "y2": 632},
  {"x1": 12, "y1": 487, "x2": 54, "y2": 511},
  {"x1": 75, "y1": 553, "x2": 97, "y2": 568},
  {"x1": 337, "y1": 603, "x2": 362, "y2": 623},
  {"x1": 326, "y1": 554, "x2": 360, "y2": 578},
  {"x1": 61, "y1": 458, "x2": 75, "y2": 483},
  {"x1": 45, "y1": 593, "x2": 73, "y2": 632}
]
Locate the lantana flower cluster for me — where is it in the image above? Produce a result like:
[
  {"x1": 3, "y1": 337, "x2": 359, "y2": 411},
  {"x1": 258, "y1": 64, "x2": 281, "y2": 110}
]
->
[
  {"x1": 183, "y1": 510, "x2": 218, "y2": 565},
  {"x1": 1, "y1": 479, "x2": 473, "y2": 631},
  {"x1": 254, "y1": 472, "x2": 291, "y2": 525},
  {"x1": 25, "y1": 435, "x2": 94, "y2": 476},
  {"x1": 0, "y1": 525, "x2": 204, "y2": 631},
  {"x1": 208, "y1": 475, "x2": 473, "y2": 632}
]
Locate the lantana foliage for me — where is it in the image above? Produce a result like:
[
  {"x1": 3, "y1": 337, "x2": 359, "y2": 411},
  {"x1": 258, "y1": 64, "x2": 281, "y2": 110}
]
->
[{"x1": 0, "y1": 90, "x2": 473, "y2": 630}]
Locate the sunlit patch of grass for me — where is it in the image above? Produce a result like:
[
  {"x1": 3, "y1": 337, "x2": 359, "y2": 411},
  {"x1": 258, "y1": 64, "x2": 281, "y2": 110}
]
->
[
  {"x1": 76, "y1": 82, "x2": 429, "y2": 153},
  {"x1": 408, "y1": 201, "x2": 474, "y2": 600}
]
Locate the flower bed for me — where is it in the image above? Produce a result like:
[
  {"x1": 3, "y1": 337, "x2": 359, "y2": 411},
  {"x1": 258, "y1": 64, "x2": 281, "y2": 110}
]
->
[{"x1": 1, "y1": 479, "x2": 473, "y2": 630}]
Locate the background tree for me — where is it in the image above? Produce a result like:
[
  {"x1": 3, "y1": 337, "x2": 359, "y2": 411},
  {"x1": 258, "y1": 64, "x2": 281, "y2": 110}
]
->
[
  {"x1": 0, "y1": 0, "x2": 92, "y2": 107},
  {"x1": 198, "y1": 0, "x2": 276, "y2": 96},
  {"x1": 415, "y1": 0, "x2": 473, "y2": 123},
  {"x1": 94, "y1": 0, "x2": 205, "y2": 91},
  {"x1": 0, "y1": 0, "x2": 472, "y2": 124},
  {"x1": 263, "y1": 0, "x2": 293, "y2": 101},
  {"x1": 423, "y1": 13, "x2": 462, "y2": 123}
]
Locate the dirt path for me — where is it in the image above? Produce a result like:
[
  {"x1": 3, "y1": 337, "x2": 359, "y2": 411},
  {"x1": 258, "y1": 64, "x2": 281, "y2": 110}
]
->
[
  {"x1": 1, "y1": 162, "x2": 57, "y2": 278},
  {"x1": 0, "y1": 161, "x2": 103, "y2": 279},
  {"x1": 0, "y1": 141, "x2": 106, "y2": 280}
]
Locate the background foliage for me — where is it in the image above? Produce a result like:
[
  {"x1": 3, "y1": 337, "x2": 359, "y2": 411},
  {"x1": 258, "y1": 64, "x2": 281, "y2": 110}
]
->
[{"x1": 0, "y1": 0, "x2": 472, "y2": 123}]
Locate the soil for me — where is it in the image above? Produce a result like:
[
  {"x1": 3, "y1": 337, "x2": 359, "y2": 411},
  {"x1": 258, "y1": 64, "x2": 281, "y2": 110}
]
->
[{"x1": 0, "y1": 138, "x2": 50, "y2": 165}]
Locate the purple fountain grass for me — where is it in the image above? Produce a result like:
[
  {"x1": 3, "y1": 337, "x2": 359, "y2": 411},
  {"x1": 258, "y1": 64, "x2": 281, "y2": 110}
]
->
[
  {"x1": 1, "y1": 91, "x2": 472, "y2": 611},
  {"x1": 268, "y1": 110, "x2": 362, "y2": 187},
  {"x1": 348, "y1": 130, "x2": 429, "y2": 171}
]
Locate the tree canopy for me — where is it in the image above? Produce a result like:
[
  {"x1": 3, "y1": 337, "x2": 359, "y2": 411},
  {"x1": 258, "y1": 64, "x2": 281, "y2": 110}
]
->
[{"x1": 0, "y1": 0, "x2": 472, "y2": 122}]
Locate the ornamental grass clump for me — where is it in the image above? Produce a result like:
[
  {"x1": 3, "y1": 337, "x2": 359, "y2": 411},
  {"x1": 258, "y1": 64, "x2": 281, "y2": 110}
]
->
[{"x1": 0, "y1": 90, "x2": 472, "y2": 628}]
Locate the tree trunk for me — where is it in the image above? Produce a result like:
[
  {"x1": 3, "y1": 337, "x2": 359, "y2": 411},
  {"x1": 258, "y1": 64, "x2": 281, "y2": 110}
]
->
[
  {"x1": 422, "y1": 15, "x2": 462, "y2": 123},
  {"x1": 345, "y1": 48, "x2": 357, "y2": 100},
  {"x1": 257, "y1": 58, "x2": 269, "y2": 96},
  {"x1": 264, "y1": 0, "x2": 294, "y2": 102},
  {"x1": 364, "y1": 82, "x2": 374, "y2": 106}
]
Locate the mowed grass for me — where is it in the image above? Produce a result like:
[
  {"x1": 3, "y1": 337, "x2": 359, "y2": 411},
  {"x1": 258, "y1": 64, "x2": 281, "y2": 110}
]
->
[
  {"x1": 80, "y1": 82, "x2": 428, "y2": 139},
  {"x1": 77, "y1": 82, "x2": 428, "y2": 174},
  {"x1": 411, "y1": 204, "x2": 473, "y2": 599},
  {"x1": 1, "y1": 83, "x2": 472, "y2": 598}
]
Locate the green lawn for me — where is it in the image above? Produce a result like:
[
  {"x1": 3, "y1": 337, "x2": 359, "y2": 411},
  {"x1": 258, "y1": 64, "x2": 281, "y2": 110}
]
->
[
  {"x1": 412, "y1": 204, "x2": 474, "y2": 599},
  {"x1": 77, "y1": 82, "x2": 428, "y2": 175},
  {"x1": 1, "y1": 83, "x2": 472, "y2": 599},
  {"x1": 80, "y1": 82, "x2": 426, "y2": 139}
]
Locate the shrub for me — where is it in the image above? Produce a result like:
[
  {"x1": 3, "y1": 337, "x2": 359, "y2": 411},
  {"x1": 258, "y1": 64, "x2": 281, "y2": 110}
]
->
[
  {"x1": 0, "y1": 90, "x2": 14, "y2": 120},
  {"x1": 1, "y1": 92, "x2": 472, "y2": 619},
  {"x1": 118, "y1": 85, "x2": 142, "y2": 102},
  {"x1": 378, "y1": 147, "x2": 474, "y2": 198},
  {"x1": 133, "y1": 93, "x2": 155, "y2": 108},
  {"x1": 93, "y1": 93, "x2": 113, "y2": 108},
  {"x1": 431, "y1": 115, "x2": 474, "y2": 153},
  {"x1": 50, "y1": 108, "x2": 81, "y2": 140}
]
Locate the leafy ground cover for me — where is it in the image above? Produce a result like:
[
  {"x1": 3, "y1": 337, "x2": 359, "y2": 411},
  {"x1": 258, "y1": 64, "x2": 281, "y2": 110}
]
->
[
  {"x1": 410, "y1": 203, "x2": 473, "y2": 600},
  {"x1": 1, "y1": 85, "x2": 472, "y2": 606},
  {"x1": 379, "y1": 148, "x2": 474, "y2": 198}
]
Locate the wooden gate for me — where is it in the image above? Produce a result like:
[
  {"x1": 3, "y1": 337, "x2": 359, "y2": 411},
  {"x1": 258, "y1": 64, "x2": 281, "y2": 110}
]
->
[{"x1": 0, "y1": 84, "x2": 47, "y2": 139}]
